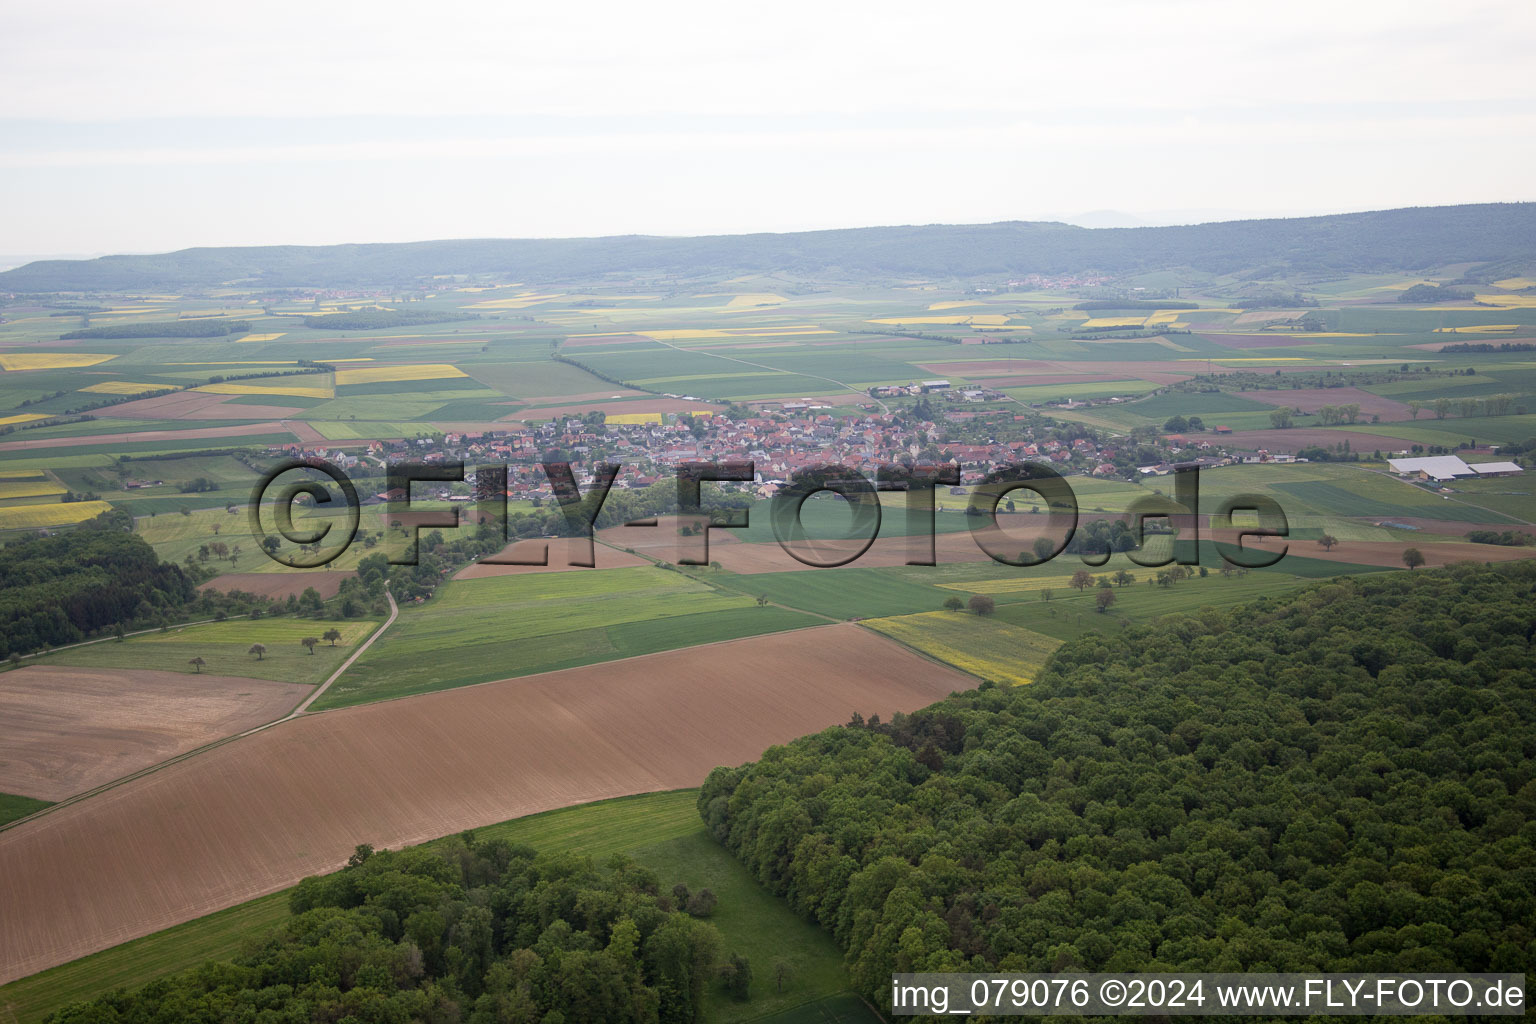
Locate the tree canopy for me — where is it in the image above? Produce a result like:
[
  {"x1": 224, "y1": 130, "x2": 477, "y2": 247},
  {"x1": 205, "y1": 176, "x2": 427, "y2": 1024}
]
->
[
  {"x1": 699, "y1": 563, "x2": 1536, "y2": 1016},
  {"x1": 49, "y1": 837, "x2": 724, "y2": 1024}
]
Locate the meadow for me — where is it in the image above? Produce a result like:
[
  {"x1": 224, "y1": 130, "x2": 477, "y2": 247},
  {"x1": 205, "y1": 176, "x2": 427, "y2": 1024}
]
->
[
  {"x1": 318, "y1": 566, "x2": 823, "y2": 707},
  {"x1": 861, "y1": 610, "x2": 1062, "y2": 684},
  {"x1": 44, "y1": 617, "x2": 377, "y2": 686}
]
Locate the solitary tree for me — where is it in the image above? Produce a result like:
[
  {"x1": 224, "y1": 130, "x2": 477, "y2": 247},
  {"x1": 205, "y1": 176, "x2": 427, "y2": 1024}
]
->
[
  {"x1": 1113, "y1": 568, "x2": 1136, "y2": 587},
  {"x1": 722, "y1": 952, "x2": 751, "y2": 1001},
  {"x1": 1095, "y1": 589, "x2": 1117, "y2": 613},
  {"x1": 772, "y1": 957, "x2": 795, "y2": 994},
  {"x1": 1402, "y1": 547, "x2": 1426, "y2": 570},
  {"x1": 188, "y1": 656, "x2": 206, "y2": 673},
  {"x1": 1040, "y1": 588, "x2": 1054, "y2": 603},
  {"x1": 968, "y1": 594, "x2": 995, "y2": 616},
  {"x1": 248, "y1": 642, "x2": 266, "y2": 661},
  {"x1": 1318, "y1": 534, "x2": 1339, "y2": 552},
  {"x1": 755, "y1": 594, "x2": 769, "y2": 607},
  {"x1": 323, "y1": 628, "x2": 342, "y2": 647},
  {"x1": 1070, "y1": 569, "x2": 1094, "y2": 591},
  {"x1": 302, "y1": 636, "x2": 319, "y2": 655},
  {"x1": 943, "y1": 595, "x2": 965, "y2": 611}
]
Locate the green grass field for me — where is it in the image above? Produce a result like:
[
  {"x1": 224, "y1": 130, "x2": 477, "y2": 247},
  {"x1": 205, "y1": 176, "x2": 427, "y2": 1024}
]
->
[
  {"x1": 713, "y1": 566, "x2": 953, "y2": 619},
  {"x1": 0, "y1": 790, "x2": 857, "y2": 1024},
  {"x1": 0, "y1": 792, "x2": 52, "y2": 828},
  {"x1": 863, "y1": 610, "x2": 1063, "y2": 685},
  {"x1": 318, "y1": 567, "x2": 822, "y2": 707},
  {"x1": 995, "y1": 568, "x2": 1370, "y2": 642},
  {"x1": 45, "y1": 617, "x2": 376, "y2": 685}
]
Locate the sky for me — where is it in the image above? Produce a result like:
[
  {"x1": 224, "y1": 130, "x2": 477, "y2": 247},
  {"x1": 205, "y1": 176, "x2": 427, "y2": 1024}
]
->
[{"x1": 2, "y1": 0, "x2": 1534, "y2": 256}]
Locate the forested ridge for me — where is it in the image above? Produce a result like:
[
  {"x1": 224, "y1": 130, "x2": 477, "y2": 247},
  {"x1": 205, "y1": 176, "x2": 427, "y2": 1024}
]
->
[
  {"x1": 49, "y1": 838, "x2": 726, "y2": 1024},
  {"x1": 700, "y1": 564, "x2": 1536, "y2": 1014},
  {"x1": 4, "y1": 204, "x2": 1533, "y2": 290}
]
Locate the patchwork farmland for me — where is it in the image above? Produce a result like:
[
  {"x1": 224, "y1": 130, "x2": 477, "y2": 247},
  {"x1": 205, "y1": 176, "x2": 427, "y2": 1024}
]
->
[
  {"x1": 1, "y1": 215, "x2": 1535, "y2": 1016},
  {"x1": 0, "y1": 625, "x2": 972, "y2": 984}
]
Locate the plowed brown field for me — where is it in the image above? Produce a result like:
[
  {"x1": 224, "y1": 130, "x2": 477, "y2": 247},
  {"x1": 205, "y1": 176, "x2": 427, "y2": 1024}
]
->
[
  {"x1": 0, "y1": 666, "x2": 311, "y2": 802},
  {"x1": 0, "y1": 625, "x2": 971, "y2": 984},
  {"x1": 198, "y1": 572, "x2": 355, "y2": 600},
  {"x1": 455, "y1": 537, "x2": 654, "y2": 578}
]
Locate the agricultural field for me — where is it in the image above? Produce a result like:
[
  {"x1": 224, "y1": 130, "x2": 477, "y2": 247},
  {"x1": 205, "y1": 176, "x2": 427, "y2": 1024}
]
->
[
  {"x1": 44, "y1": 616, "x2": 378, "y2": 686},
  {"x1": 862, "y1": 610, "x2": 1062, "y2": 684},
  {"x1": 0, "y1": 793, "x2": 51, "y2": 829},
  {"x1": 0, "y1": 625, "x2": 971, "y2": 985},
  {"x1": 0, "y1": 665, "x2": 311, "y2": 801},
  {"x1": 320, "y1": 565, "x2": 823, "y2": 707}
]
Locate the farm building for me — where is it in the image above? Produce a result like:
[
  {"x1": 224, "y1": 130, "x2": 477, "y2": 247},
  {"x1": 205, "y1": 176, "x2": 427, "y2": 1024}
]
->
[
  {"x1": 1387, "y1": 455, "x2": 1477, "y2": 482},
  {"x1": 1470, "y1": 461, "x2": 1524, "y2": 477}
]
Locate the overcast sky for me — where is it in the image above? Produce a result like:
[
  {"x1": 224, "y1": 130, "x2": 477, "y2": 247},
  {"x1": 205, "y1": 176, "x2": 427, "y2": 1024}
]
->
[{"x1": 3, "y1": 0, "x2": 1533, "y2": 256}]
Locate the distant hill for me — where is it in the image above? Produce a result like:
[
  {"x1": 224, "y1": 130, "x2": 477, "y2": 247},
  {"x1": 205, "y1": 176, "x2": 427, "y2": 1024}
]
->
[{"x1": 3, "y1": 203, "x2": 1533, "y2": 291}]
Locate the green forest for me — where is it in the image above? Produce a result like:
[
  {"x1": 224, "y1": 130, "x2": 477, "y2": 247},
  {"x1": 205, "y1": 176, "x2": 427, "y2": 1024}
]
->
[
  {"x1": 700, "y1": 564, "x2": 1536, "y2": 1016},
  {"x1": 48, "y1": 839, "x2": 728, "y2": 1024},
  {"x1": 0, "y1": 511, "x2": 196, "y2": 656}
]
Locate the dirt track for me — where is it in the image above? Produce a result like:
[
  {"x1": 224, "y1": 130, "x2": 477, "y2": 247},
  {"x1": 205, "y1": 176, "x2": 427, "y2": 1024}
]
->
[
  {"x1": 0, "y1": 666, "x2": 311, "y2": 802},
  {"x1": 0, "y1": 625, "x2": 971, "y2": 984}
]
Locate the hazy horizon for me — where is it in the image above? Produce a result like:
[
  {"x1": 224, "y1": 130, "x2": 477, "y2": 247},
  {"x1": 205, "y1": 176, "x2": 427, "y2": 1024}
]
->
[{"x1": 4, "y1": 0, "x2": 1533, "y2": 255}]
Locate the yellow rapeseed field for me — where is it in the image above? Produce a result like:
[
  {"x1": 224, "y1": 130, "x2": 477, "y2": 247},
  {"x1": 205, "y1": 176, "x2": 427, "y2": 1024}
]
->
[
  {"x1": 236, "y1": 333, "x2": 288, "y2": 343},
  {"x1": 195, "y1": 382, "x2": 334, "y2": 399},
  {"x1": 1493, "y1": 277, "x2": 1536, "y2": 290},
  {"x1": 0, "y1": 353, "x2": 117, "y2": 371},
  {"x1": 0, "y1": 480, "x2": 66, "y2": 499},
  {"x1": 605, "y1": 412, "x2": 664, "y2": 425},
  {"x1": 0, "y1": 413, "x2": 50, "y2": 426},
  {"x1": 1080, "y1": 317, "x2": 1148, "y2": 328},
  {"x1": 333, "y1": 363, "x2": 468, "y2": 386},
  {"x1": 1431, "y1": 325, "x2": 1519, "y2": 334},
  {"x1": 724, "y1": 293, "x2": 787, "y2": 308},
  {"x1": 868, "y1": 314, "x2": 1011, "y2": 326},
  {"x1": 79, "y1": 381, "x2": 177, "y2": 394},
  {"x1": 462, "y1": 293, "x2": 564, "y2": 309},
  {"x1": 862, "y1": 611, "x2": 1061, "y2": 685},
  {"x1": 0, "y1": 500, "x2": 113, "y2": 530}
]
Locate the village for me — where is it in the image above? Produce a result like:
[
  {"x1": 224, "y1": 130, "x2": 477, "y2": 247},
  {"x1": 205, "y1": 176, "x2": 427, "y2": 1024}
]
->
[{"x1": 263, "y1": 396, "x2": 1302, "y2": 506}]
